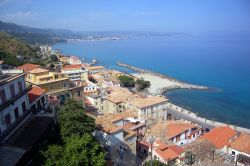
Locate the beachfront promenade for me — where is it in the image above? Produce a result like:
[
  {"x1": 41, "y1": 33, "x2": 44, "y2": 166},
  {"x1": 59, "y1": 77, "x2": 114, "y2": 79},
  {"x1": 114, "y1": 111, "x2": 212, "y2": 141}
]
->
[{"x1": 117, "y1": 62, "x2": 250, "y2": 133}]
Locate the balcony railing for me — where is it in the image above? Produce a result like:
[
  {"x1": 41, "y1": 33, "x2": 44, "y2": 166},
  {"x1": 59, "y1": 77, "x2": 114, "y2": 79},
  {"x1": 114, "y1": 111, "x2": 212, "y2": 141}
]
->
[{"x1": 0, "y1": 85, "x2": 32, "y2": 111}]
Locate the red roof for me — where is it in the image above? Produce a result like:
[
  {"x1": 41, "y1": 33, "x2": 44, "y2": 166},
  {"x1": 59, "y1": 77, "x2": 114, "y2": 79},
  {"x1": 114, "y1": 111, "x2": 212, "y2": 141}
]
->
[
  {"x1": 230, "y1": 133, "x2": 250, "y2": 154},
  {"x1": 155, "y1": 144, "x2": 184, "y2": 161},
  {"x1": 200, "y1": 126, "x2": 238, "y2": 149},
  {"x1": 62, "y1": 64, "x2": 84, "y2": 70},
  {"x1": 28, "y1": 86, "x2": 45, "y2": 104},
  {"x1": 18, "y1": 63, "x2": 40, "y2": 72}
]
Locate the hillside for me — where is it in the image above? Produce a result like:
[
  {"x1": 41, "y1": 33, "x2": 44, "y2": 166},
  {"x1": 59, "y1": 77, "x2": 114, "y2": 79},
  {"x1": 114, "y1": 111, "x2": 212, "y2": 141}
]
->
[
  {"x1": 0, "y1": 32, "x2": 44, "y2": 66},
  {"x1": 0, "y1": 21, "x2": 68, "y2": 44}
]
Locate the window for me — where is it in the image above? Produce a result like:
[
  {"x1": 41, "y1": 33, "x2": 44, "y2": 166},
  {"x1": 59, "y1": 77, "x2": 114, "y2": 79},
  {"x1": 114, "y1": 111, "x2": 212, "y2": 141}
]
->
[
  {"x1": 0, "y1": 89, "x2": 7, "y2": 103},
  {"x1": 55, "y1": 75, "x2": 58, "y2": 79},
  {"x1": 22, "y1": 102, "x2": 26, "y2": 112},
  {"x1": 78, "y1": 91, "x2": 81, "y2": 97},
  {"x1": 47, "y1": 78, "x2": 50, "y2": 81},
  {"x1": 10, "y1": 84, "x2": 15, "y2": 98},
  {"x1": 5, "y1": 114, "x2": 11, "y2": 126},
  {"x1": 232, "y1": 151, "x2": 235, "y2": 156},
  {"x1": 50, "y1": 85, "x2": 53, "y2": 91},
  {"x1": 18, "y1": 81, "x2": 23, "y2": 93},
  {"x1": 14, "y1": 107, "x2": 19, "y2": 119},
  {"x1": 64, "y1": 83, "x2": 67, "y2": 88},
  {"x1": 193, "y1": 134, "x2": 195, "y2": 138}
]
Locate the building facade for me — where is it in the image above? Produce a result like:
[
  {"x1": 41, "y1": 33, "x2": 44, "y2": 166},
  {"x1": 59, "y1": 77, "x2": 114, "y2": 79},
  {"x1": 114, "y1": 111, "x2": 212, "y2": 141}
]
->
[
  {"x1": 0, "y1": 73, "x2": 31, "y2": 137},
  {"x1": 26, "y1": 68, "x2": 83, "y2": 102},
  {"x1": 61, "y1": 64, "x2": 88, "y2": 84}
]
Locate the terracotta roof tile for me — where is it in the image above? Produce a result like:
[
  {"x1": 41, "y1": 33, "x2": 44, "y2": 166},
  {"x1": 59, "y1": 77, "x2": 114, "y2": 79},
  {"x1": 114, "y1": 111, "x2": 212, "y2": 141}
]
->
[
  {"x1": 28, "y1": 86, "x2": 45, "y2": 104},
  {"x1": 154, "y1": 141, "x2": 184, "y2": 161},
  {"x1": 230, "y1": 132, "x2": 250, "y2": 154},
  {"x1": 95, "y1": 110, "x2": 137, "y2": 134},
  {"x1": 126, "y1": 95, "x2": 168, "y2": 109},
  {"x1": 166, "y1": 122, "x2": 197, "y2": 139},
  {"x1": 200, "y1": 126, "x2": 238, "y2": 149},
  {"x1": 86, "y1": 66, "x2": 105, "y2": 71},
  {"x1": 18, "y1": 63, "x2": 40, "y2": 72},
  {"x1": 62, "y1": 64, "x2": 85, "y2": 70},
  {"x1": 28, "y1": 68, "x2": 49, "y2": 74}
]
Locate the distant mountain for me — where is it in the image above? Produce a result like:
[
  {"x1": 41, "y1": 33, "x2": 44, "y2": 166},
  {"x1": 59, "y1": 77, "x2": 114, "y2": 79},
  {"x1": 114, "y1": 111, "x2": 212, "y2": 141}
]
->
[
  {"x1": 0, "y1": 21, "x2": 73, "y2": 44},
  {"x1": 0, "y1": 21, "x2": 191, "y2": 44}
]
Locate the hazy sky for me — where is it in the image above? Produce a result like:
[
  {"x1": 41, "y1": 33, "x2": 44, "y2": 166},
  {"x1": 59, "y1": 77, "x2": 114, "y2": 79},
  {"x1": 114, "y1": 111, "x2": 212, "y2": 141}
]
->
[{"x1": 0, "y1": 0, "x2": 250, "y2": 35}]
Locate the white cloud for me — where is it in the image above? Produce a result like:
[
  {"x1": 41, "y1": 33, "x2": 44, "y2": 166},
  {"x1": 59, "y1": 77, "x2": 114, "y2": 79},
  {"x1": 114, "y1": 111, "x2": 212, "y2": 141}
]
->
[
  {"x1": 131, "y1": 11, "x2": 161, "y2": 16},
  {"x1": 0, "y1": 11, "x2": 36, "y2": 21}
]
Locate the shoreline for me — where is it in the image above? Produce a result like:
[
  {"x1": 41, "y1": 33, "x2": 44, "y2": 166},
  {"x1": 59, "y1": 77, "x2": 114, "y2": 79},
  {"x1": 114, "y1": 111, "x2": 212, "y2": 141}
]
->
[
  {"x1": 167, "y1": 102, "x2": 250, "y2": 133},
  {"x1": 117, "y1": 62, "x2": 208, "y2": 95},
  {"x1": 117, "y1": 62, "x2": 250, "y2": 132}
]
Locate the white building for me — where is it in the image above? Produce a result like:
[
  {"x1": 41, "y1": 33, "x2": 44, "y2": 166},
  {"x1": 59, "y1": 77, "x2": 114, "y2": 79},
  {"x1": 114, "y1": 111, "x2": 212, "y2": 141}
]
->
[
  {"x1": 61, "y1": 64, "x2": 88, "y2": 84},
  {"x1": 125, "y1": 95, "x2": 168, "y2": 121},
  {"x1": 227, "y1": 132, "x2": 250, "y2": 164},
  {"x1": 0, "y1": 72, "x2": 30, "y2": 137},
  {"x1": 86, "y1": 66, "x2": 105, "y2": 75},
  {"x1": 101, "y1": 80, "x2": 120, "y2": 88},
  {"x1": 67, "y1": 56, "x2": 82, "y2": 64}
]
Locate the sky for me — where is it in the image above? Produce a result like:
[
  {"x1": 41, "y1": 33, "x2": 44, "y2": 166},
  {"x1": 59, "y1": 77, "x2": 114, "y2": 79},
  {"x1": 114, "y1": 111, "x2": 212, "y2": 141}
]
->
[{"x1": 0, "y1": 0, "x2": 250, "y2": 36}]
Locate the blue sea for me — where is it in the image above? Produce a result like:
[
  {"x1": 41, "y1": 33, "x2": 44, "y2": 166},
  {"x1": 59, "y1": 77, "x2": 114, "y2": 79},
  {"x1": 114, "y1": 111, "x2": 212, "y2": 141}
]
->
[{"x1": 53, "y1": 36, "x2": 250, "y2": 128}]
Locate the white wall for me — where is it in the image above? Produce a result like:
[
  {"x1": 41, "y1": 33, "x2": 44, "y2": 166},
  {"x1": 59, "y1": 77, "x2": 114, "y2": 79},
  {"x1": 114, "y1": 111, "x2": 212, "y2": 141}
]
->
[
  {"x1": 0, "y1": 75, "x2": 30, "y2": 134},
  {"x1": 228, "y1": 147, "x2": 250, "y2": 162},
  {"x1": 0, "y1": 94, "x2": 29, "y2": 132},
  {"x1": 0, "y1": 75, "x2": 26, "y2": 105}
]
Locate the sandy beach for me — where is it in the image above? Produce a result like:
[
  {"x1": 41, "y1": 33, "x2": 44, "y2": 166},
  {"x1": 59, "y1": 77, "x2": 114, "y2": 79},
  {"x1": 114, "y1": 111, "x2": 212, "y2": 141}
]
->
[{"x1": 133, "y1": 73, "x2": 208, "y2": 95}]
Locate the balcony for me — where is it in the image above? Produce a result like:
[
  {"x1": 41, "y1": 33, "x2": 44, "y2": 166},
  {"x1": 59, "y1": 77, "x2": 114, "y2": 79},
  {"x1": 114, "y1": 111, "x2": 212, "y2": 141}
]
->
[{"x1": 0, "y1": 85, "x2": 32, "y2": 111}]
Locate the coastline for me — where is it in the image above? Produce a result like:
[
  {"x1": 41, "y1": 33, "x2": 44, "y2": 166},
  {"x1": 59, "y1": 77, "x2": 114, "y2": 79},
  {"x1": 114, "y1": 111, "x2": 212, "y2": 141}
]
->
[
  {"x1": 117, "y1": 62, "x2": 250, "y2": 132},
  {"x1": 117, "y1": 62, "x2": 208, "y2": 95}
]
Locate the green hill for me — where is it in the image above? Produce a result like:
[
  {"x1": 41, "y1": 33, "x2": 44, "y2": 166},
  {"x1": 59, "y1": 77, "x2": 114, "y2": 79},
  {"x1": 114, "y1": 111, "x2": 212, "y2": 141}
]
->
[
  {"x1": 0, "y1": 21, "x2": 68, "y2": 44},
  {"x1": 0, "y1": 32, "x2": 41, "y2": 66}
]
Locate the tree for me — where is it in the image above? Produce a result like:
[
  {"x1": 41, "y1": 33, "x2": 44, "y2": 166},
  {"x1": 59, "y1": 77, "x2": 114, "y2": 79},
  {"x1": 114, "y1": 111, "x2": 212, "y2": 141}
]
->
[
  {"x1": 43, "y1": 99, "x2": 106, "y2": 166},
  {"x1": 136, "y1": 78, "x2": 151, "y2": 91},
  {"x1": 58, "y1": 99, "x2": 95, "y2": 139},
  {"x1": 184, "y1": 151, "x2": 195, "y2": 165},
  {"x1": 44, "y1": 134, "x2": 106, "y2": 166},
  {"x1": 118, "y1": 75, "x2": 135, "y2": 87},
  {"x1": 43, "y1": 145, "x2": 64, "y2": 166},
  {"x1": 50, "y1": 54, "x2": 59, "y2": 62}
]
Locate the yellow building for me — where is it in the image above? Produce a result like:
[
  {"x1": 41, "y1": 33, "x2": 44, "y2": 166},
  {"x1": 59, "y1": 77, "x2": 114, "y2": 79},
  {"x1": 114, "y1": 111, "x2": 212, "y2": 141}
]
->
[{"x1": 26, "y1": 68, "x2": 84, "y2": 102}]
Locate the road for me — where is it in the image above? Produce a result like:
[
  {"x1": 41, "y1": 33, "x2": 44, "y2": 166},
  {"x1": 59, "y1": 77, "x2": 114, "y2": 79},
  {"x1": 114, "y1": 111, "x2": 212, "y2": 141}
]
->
[{"x1": 167, "y1": 107, "x2": 215, "y2": 129}]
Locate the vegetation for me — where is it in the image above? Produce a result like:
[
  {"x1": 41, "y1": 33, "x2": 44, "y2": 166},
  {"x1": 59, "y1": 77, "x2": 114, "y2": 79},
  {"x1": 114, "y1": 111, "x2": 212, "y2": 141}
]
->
[
  {"x1": 41, "y1": 99, "x2": 106, "y2": 166},
  {"x1": 118, "y1": 75, "x2": 135, "y2": 87},
  {"x1": 0, "y1": 21, "x2": 67, "y2": 44},
  {"x1": 43, "y1": 134, "x2": 106, "y2": 166},
  {"x1": 118, "y1": 75, "x2": 151, "y2": 91},
  {"x1": 184, "y1": 151, "x2": 195, "y2": 165},
  {"x1": 136, "y1": 78, "x2": 151, "y2": 91},
  {"x1": 50, "y1": 54, "x2": 59, "y2": 62},
  {"x1": 0, "y1": 32, "x2": 41, "y2": 66},
  {"x1": 58, "y1": 99, "x2": 96, "y2": 139}
]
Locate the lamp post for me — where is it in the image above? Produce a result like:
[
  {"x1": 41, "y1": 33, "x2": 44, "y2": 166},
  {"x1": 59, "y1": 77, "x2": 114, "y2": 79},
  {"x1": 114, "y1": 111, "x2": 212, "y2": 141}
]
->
[{"x1": 149, "y1": 135, "x2": 155, "y2": 166}]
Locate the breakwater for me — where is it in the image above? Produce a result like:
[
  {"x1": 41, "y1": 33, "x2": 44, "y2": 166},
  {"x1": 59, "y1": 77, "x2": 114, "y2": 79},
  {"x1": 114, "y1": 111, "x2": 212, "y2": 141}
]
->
[{"x1": 117, "y1": 62, "x2": 208, "y2": 94}]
